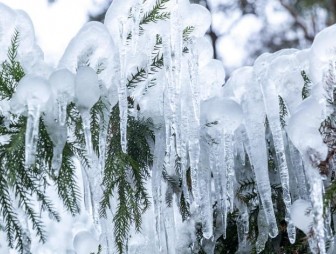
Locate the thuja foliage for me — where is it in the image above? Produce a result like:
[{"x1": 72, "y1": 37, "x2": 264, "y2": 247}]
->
[
  {"x1": 0, "y1": 32, "x2": 81, "y2": 253},
  {"x1": 0, "y1": 2, "x2": 175, "y2": 252}
]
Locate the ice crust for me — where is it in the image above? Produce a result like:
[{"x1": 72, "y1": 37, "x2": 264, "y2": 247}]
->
[{"x1": 0, "y1": 1, "x2": 335, "y2": 254}]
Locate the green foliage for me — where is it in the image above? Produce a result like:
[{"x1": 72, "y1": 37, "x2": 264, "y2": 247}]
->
[
  {"x1": 99, "y1": 105, "x2": 153, "y2": 253},
  {"x1": 140, "y1": 0, "x2": 170, "y2": 25},
  {"x1": 301, "y1": 70, "x2": 311, "y2": 99},
  {"x1": 55, "y1": 143, "x2": 81, "y2": 215},
  {"x1": 278, "y1": 95, "x2": 288, "y2": 128},
  {"x1": 127, "y1": 34, "x2": 164, "y2": 89},
  {"x1": 0, "y1": 31, "x2": 81, "y2": 253},
  {"x1": 91, "y1": 244, "x2": 102, "y2": 254},
  {"x1": 0, "y1": 30, "x2": 24, "y2": 100},
  {"x1": 236, "y1": 178, "x2": 258, "y2": 204}
]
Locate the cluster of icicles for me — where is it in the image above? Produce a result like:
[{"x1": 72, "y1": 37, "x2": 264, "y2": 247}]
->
[{"x1": 0, "y1": 0, "x2": 335, "y2": 253}]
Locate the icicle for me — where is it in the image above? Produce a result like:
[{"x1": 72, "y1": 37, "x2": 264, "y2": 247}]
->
[
  {"x1": 161, "y1": 26, "x2": 176, "y2": 140},
  {"x1": 74, "y1": 66, "x2": 100, "y2": 160},
  {"x1": 152, "y1": 129, "x2": 167, "y2": 253},
  {"x1": 212, "y1": 141, "x2": 228, "y2": 238},
  {"x1": 57, "y1": 97, "x2": 67, "y2": 126},
  {"x1": 11, "y1": 75, "x2": 51, "y2": 168},
  {"x1": 234, "y1": 127, "x2": 246, "y2": 166},
  {"x1": 118, "y1": 18, "x2": 129, "y2": 153},
  {"x1": 305, "y1": 163, "x2": 326, "y2": 254},
  {"x1": 187, "y1": 37, "x2": 200, "y2": 122},
  {"x1": 237, "y1": 202, "x2": 249, "y2": 253},
  {"x1": 324, "y1": 200, "x2": 334, "y2": 251},
  {"x1": 286, "y1": 86, "x2": 328, "y2": 253},
  {"x1": 25, "y1": 103, "x2": 41, "y2": 167},
  {"x1": 98, "y1": 90, "x2": 111, "y2": 172},
  {"x1": 227, "y1": 67, "x2": 278, "y2": 237},
  {"x1": 199, "y1": 140, "x2": 213, "y2": 239},
  {"x1": 187, "y1": 37, "x2": 201, "y2": 206},
  {"x1": 261, "y1": 53, "x2": 297, "y2": 243},
  {"x1": 287, "y1": 138, "x2": 309, "y2": 200},
  {"x1": 43, "y1": 96, "x2": 68, "y2": 175},
  {"x1": 81, "y1": 110, "x2": 94, "y2": 158},
  {"x1": 256, "y1": 208, "x2": 268, "y2": 253},
  {"x1": 49, "y1": 68, "x2": 75, "y2": 126},
  {"x1": 131, "y1": 0, "x2": 142, "y2": 53},
  {"x1": 224, "y1": 131, "x2": 235, "y2": 212},
  {"x1": 170, "y1": 5, "x2": 183, "y2": 157},
  {"x1": 100, "y1": 216, "x2": 114, "y2": 254},
  {"x1": 144, "y1": 35, "x2": 155, "y2": 93},
  {"x1": 179, "y1": 76, "x2": 190, "y2": 205},
  {"x1": 163, "y1": 193, "x2": 177, "y2": 254}
]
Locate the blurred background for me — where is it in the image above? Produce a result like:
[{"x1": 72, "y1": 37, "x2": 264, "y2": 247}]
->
[{"x1": 2, "y1": 0, "x2": 335, "y2": 76}]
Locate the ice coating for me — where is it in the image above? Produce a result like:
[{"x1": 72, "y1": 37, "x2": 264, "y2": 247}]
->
[
  {"x1": 2, "y1": 1, "x2": 336, "y2": 253},
  {"x1": 59, "y1": 21, "x2": 117, "y2": 92},
  {"x1": 226, "y1": 66, "x2": 278, "y2": 237},
  {"x1": 180, "y1": 4, "x2": 211, "y2": 38},
  {"x1": 270, "y1": 53, "x2": 304, "y2": 113},
  {"x1": 0, "y1": 4, "x2": 43, "y2": 71},
  {"x1": 287, "y1": 97, "x2": 328, "y2": 160},
  {"x1": 75, "y1": 66, "x2": 100, "y2": 160},
  {"x1": 75, "y1": 66, "x2": 100, "y2": 110},
  {"x1": 104, "y1": 0, "x2": 137, "y2": 40},
  {"x1": 290, "y1": 199, "x2": 313, "y2": 234},
  {"x1": 287, "y1": 94, "x2": 328, "y2": 253},
  {"x1": 43, "y1": 98, "x2": 67, "y2": 175},
  {"x1": 309, "y1": 24, "x2": 336, "y2": 85},
  {"x1": 258, "y1": 52, "x2": 295, "y2": 243},
  {"x1": 201, "y1": 97, "x2": 243, "y2": 134},
  {"x1": 256, "y1": 208, "x2": 269, "y2": 253},
  {"x1": 199, "y1": 59, "x2": 225, "y2": 101},
  {"x1": 73, "y1": 231, "x2": 99, "y2": 254},
  {"x1": 236, "y1": 202, "x2": 249, "y2": 252},
  {"x1": 13, "y1": 75, "x2": 50, "y2": 108},
  {"x1": 12, "y1": 75, "x2": 51, "y2": 167},
  {"x1": 49, "y1": 68, "x2": 75, "y2": 125}
]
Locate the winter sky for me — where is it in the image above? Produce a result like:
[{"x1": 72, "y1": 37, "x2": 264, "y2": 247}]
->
[
  {"x1": 1, "y1": 0, "x2": 107, "y2": 65},
  {"x1": 1, "y1": 0, "x2": 290, "y2": 71}
]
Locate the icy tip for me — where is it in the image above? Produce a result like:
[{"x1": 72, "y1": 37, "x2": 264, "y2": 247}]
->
[{"x1": 268, "y1": 225, "x2": 278, "y2": 238}]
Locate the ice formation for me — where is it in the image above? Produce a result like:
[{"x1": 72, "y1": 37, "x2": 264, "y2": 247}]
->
[
  {"x1": 75, "y1": 66, "x2": 100, "y2": 160},
  {"x1": 0, "y1": 0, "x2": 336, "y2": 254},
  {"x1": 49, "y1": 68, "x2": 75, "y2": 125},
  {"x1": 11, "y1": 75, "x2": 51, "y2": 167}
]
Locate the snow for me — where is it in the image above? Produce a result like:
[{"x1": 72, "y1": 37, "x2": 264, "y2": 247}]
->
[{"x1": 0, "y1": 1, "x2": 335, "y2": 254}]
